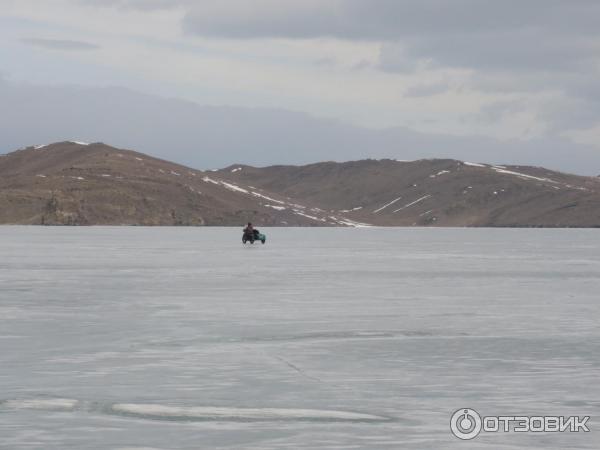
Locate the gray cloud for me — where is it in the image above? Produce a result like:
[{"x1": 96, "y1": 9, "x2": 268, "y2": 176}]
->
[
  {"x1": 476, "y1": 100, "x2": 528, "y2": 123},
  {"x1": 379, "y1": 31, "x2": 599, "y2": 74},
  {"x1": 180, "y1": 1, "x2": 600, "y2": 41},
  {"x1": 404, "y1": 82, "x2": 450, "y2": 98},
  {"x1": 80, "y1": 1, "x2": 600, "y2": 112},
  {"x1": 9, "y1": 1, "x2": 600, "y2": 167},
  {"x1": 179, "y1": 0, "x2": 600, "y2": 134},
  {"x1": 21, "y1": 38, "x2": 99, "y2": 51},
  {"x1": 79, "y1": 0, "x2": 186, "y2": 10},
  {"x1": 1, "y1": 79, "x2": 599, "y2": 175}
]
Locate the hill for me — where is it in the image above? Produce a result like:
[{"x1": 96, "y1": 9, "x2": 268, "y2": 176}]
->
[
  {"x1": 0, "y1": 142, "x2": 333, "y2": 226},
  {"x1": 2, "y1": 142, "x2": 600, "y2": 227},
  {"x1": 216, "y1": 159, "x2": 600, "y2": 227}
]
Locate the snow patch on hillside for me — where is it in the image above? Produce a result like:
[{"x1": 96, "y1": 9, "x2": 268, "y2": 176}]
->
[
  {"x1": 493, "y1": 168, "x2": 558, "y2": 184},
  {"x1": 340, "y1": 206, "x2": 363, "y2": 213},
  {"x1": 202, "y1": 176, "x2": 219, "y2": 185},
  {"x1": 394, "y1": 195, "x2": 432, "y2": 213},
  {"x1": 220, "y1": 181, "x2": 249, "y2": 193},
  {"x1": 252, "y1": 192, "x2": 285, "y2": 204},
  {"x1": 373, "y1": 197, "x2": 402, "y2": 213},
  {"x1": 430, "y1": 170, "x2": 450, "y2": 178}
]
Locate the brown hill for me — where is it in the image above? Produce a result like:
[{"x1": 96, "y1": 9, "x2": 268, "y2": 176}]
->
[
  {"x1": 0, "y1": 142, "x2": 335, "y2": 226},
  {"x1": 3, "y1": 142, "x2": 600, "y2": 227},
  {"x1": 216, "y1": 159, "x2": 600, "y2": 227}
]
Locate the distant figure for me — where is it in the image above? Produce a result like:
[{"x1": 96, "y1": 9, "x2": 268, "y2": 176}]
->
[{"x1": 243, "y1": 222, "x2": 259, "y2": 240}]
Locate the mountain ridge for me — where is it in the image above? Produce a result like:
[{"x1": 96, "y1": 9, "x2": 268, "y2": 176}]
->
[
  {"x1": 216, "y1": 158, "x2": 600, "y2": 227},
  {"x1": 2, "y1": 142, "x2": 600, "y2": 227}
]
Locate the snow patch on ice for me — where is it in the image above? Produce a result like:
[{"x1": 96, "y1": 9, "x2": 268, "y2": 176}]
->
[
  {"x1": 111, "y1": 403, "x2": 386, "y2": 422},
  {"x1": 3, "y1": 398, "x2": 78, "y2": 411},
  {"x1": 115, "y1": 447, "x2": 164, "y2": 450}
]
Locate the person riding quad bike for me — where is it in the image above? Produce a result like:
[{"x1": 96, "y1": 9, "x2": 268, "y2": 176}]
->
[{"x1": 243, "y1": 222, "x2": 260, "y2": 242}]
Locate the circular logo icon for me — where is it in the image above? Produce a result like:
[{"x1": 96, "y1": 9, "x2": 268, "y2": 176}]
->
[{"x1": 450, "y1": 408, "x2": 482, "y2": 440}]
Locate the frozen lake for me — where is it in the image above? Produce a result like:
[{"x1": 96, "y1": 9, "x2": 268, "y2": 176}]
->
[{"x1": 1, "y1": 227, "x2": 598, "y2": 449}]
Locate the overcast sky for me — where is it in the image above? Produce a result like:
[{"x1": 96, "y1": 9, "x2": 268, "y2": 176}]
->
[{"x1": 1, "y1": 0, "x2": 600, "y2": 174}]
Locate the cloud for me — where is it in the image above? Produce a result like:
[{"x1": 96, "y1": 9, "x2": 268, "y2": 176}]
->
[
  {"x1": 79, "y1": 0, "x2": 187, "y2": 10},
  {"x1": 182, "y1": 1, "x2": 341, "y2": 40},
  {"x1": 180, "y1": 1, "x2": 600, "y2": 42},
  {"x1": 179, "y1": 1, "x2": 600, "y2": 133},
  {"x1": 7, "y1": 0, "x2": 600, "y2": 159},
  {"x1": 404, "y1": 82, "x2": 450, "y2": 98},
  {"x1": 21, "y1": 37, "x2": 99, "y2": 51}
]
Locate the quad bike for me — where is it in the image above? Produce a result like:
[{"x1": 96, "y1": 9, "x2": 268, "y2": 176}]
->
[{"x1": 242, "y1": 230, "x2": 266, "y2": 244}]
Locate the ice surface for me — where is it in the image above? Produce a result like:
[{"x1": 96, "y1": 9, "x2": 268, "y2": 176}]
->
[{"x1": 0, "y1": 227, "x2": 599, "y2": 449}]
